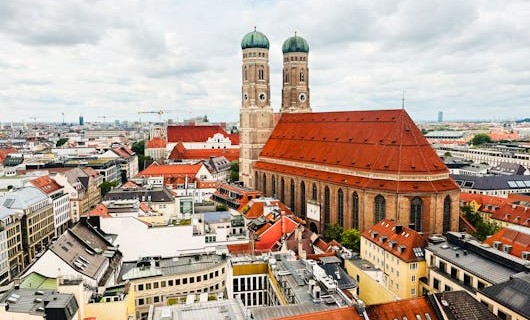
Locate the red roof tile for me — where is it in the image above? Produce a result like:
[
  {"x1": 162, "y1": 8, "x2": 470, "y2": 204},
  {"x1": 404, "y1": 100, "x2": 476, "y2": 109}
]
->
[
  {"x1": 254, "y1": 162, "x2": 458, "y2": 193},
  {"x1": 88, "y1": 204, "x2": 110, "y2": 217},
  {"x1": 460, "y1": 193, "x2": 508, "y2": 208},
  {"x1": 167, "y1": 125, "x2": 239, "y2": 144},
  {"x1": 255, "y1": 216, "x2": 299, "y2": 251},
  {"x1": 366, "y1": 296, "x2": 438, "y2": 320},
  {"x1": 168, "y1": 142, "x2": 239, "y2": 161},
  {"x1": 363, "y1": 219, "x2": 427, "y2": 262},
  {"x1": 242, "y1": 199, "x2": 293, "y2": 219},
  {"x1": 273, "y1": 307, "x2": 363, "y2": 320},
  {"x1": 483, "y1": 227, "x2": 530, "y2": 258},
  {"x1": 227, "y1": 243, "x2": 252, "y2": 255},
  {"x1": 146, "y1": 137, "x2": 167, "y2": 148},
  {"x1": 29, "y1": 176, "x2": 62, "y2": 194},
  {"x1": 0, "y1": 148, "x2": 16, "y2": 162},
  {"x1": 259, "y1": 109, "x2": 449, "y2": 175},
  {"x1": 489, "y1": 203, "x2": 530, "y2": 227},
  {"x1": 112, "y1": 146, "x2": 135, "y2": 158},
  {"x1": 137, "y1": 162, "x2": 203, "y2": 177}
]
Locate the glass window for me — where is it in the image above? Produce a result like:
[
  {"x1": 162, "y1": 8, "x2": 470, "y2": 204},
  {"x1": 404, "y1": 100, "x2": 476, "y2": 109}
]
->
[
  {"x1": 290, "y1": 179, "x2": 295, "y2": 212},
  {"x1": 374, "y1": 195, "x2": 386, "y2": 222},
  {"x1": 410, "y1": 197, "x2": 423, "y2": 231},
  {"x1": 337, "y1": 189, "x2": 344, "y2": 225},
  {"x1": 300, "y1": 181, "x2": 306, "y2": 218},
  {"x1": 324, "y1": 187, "x2": 330, "y2": 224},
  {"x1": 352, "y1": 192, "x2": 359, "y2": 229},
  {"x1": 443, "y1": 196, "x2": 451, "y2": 233}
]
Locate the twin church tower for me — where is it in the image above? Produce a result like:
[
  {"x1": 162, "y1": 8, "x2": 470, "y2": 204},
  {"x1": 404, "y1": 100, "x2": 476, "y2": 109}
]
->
[{"x1": 239, "y1": 28, "x2": 311, "y2": 186}]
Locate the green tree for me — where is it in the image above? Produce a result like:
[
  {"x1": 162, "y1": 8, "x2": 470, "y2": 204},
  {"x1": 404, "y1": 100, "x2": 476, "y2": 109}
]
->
[
  {"x1": 323, "y1": 224, "x2": 343, "y2": 242},
  {"x1": 131, "y1": 140, "x2": 145, "y2": 156},
  {"x1": 99, "y1": 181, "x2": 120, "y2": 197},
  {"x1": 470, "y1": 133, "x2": 492, "y2": 146},
  {"x1": 462, "y1": 205, "x2": 500, "y2": 241},
  {"x1": 340, "y1": 228, "x2": 361, "y2": 252},
  {"x1": 138, "y1": 155, "x2": 153, "y2": 171},
  {"x1": 56, "y1": 138, "x2": 69, "y2": 147},
  {"x1": 229, "y1": 162, "x2": 239, "y2": 182}
]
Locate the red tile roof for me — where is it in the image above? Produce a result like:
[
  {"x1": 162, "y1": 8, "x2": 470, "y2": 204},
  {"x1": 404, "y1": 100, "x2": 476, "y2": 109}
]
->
[
  {"x1": 168, "y1": 142, "x2": 239, "y2": 161},
  {"x1": 0, "y1": 148, "x2": 16, "y2": 162},
  {"x1": 366, "y1": 296, "x2": 438, "y2": 320},
  {"x1": 227, "y1": 243, "x2": 252, "y2": 255},
  {"x1": 255, "y1": 216, "x2": 299, "y2": 251},
  {"x1": 146, "y1": 137, "x2": 167, "y2": 148},
  {"x1": 489, "y1": 203, "x2": 530, "y2": 227},
  {"x1": 167, "y1": 125, "x2": 239, "y2": 144},
  {"x1": 363, "y1": 219, "x2": 427, "y2": 262},
  {"x1": 273, "y1": 307, "x2": 363, "y2": 320},
  {"x1": 88, "y1": 203, "x2": 110, "y2": 217},
  {"x1": 242, "y1": 199, "x2": 293, "y2": 219},
  {"x1": 483, "y1": 227, "x2": 530, "y2": 259},
  {"x1": 460, "y1": 192, "x2": 508, "y2": 208},
  {"x1": 29, "y1": 176, "x2": 62, "y2": 194},
  {"x1": 258, "y1": 109, "x2": 450, "y2": 175},
  {"x1": 254, "y1": 162, "x2": 458, "y2": 193},
  {"x1": 137, "y1": 162, "x2": 203, "y2": 177},
  {"x1": 112, "y1": 146, "x2": 135, "y2": 158}
]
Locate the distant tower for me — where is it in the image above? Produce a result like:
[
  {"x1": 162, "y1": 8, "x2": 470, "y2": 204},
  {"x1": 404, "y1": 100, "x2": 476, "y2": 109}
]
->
[
  {"x1": 79, "y1": 115, "x2": 84, "y2": 126},
  {"x1": 438, "y1": 111, "x2": 443, "y2": 123},
  {"x1": 239, "y1": 28, "x2": 274, "y2": 187},
  {"x1": 281, "y1": 33, "x2": 311, "y2": 113}
]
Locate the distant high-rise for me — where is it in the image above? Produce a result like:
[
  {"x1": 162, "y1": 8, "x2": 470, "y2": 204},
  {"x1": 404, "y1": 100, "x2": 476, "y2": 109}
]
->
[
  {"x1": 438, "y1": 111, "x2": 443, "y2": 123},
  {"x1": 79, "y1": 115, "x2": 84, "y2": 126}
]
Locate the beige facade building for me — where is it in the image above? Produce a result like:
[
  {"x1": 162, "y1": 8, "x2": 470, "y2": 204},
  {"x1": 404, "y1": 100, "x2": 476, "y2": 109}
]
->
[{"x1": 239, "y1": 29, "x2": 274, "y2": 187}]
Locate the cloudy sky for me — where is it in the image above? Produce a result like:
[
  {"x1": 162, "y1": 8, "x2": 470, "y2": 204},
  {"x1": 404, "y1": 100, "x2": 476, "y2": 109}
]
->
[{"x1": 1, "y1": 0, "x2": 529, "y2": 123}]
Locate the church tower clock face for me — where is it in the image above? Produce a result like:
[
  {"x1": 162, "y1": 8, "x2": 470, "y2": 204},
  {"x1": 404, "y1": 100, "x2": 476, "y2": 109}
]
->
[{"x1": 299, "y1": 93, "x2": 307, "y2": 102}]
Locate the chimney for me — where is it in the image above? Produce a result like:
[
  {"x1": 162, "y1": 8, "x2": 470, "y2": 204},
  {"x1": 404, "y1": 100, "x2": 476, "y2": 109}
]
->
[{"x1": 395, "y1": 225, "x2": 403, "y2": 234}]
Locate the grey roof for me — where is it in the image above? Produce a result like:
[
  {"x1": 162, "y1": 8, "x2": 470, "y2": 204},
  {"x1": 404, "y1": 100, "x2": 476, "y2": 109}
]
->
[
  {"x1": 451, "y1": 174, "x2": 530, "y2": 190},
  {"x1": 433, "y1": 291, "x2": 496, "y2": 320},
  {"x1": 426, "y1": 240, "x2": 518, "y2": 284},
  {"x1": 0, "y1": 288, "x2": 78, "y2": 318},
  {"x1": 104, "y1": 186, "x2": 175, "y2": 203},
  {"x1": 0, "y1": 186, "x2": 49, "y2": 217},
  {"x1": 320, "y1": 263, "x2": 357, "y2": 289},
  {"x1": 203, "y1": 156, "x2": 231, "y2": 174},
  {"x1": 489, "y1": 162, "x2": 527, "y2": 175},
  {"x1": 251, "y1": 304, "x2": 334, "y2": 320},
  {"x1": 458, "y1": 163, "x2": 491, "y2": 173},
  {"x1": 120, "y1": 254, "x2": 226, "y2": 281},
  {"x1": 480, "y1": 272, "x2": 530, "y2": 318},
  {"x1": 203, "y1": 211, "x2": 231, "y2": 224},
  {"x1": 150, "y1": 299, "x2": 247, "y2": 320}
]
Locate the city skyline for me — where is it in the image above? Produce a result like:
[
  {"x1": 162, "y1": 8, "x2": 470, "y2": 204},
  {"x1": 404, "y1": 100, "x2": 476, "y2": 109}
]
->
[{"x1": 1, "y1": 0, "x2": 529, "y2": 123}]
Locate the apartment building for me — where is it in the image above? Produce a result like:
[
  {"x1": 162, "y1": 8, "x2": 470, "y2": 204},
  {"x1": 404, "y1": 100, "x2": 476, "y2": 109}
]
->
[
  {"x1": 29, "y1": 175, "x2": 71, "y2": 236},
  {"x1": 0, "y1": 212, "x2": 22, "y2": 281}
]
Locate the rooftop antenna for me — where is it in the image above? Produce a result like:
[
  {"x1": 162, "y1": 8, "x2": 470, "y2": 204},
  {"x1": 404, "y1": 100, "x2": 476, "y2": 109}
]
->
[
  {"x1": 254, "y1": 26, "x2": 256, "y2": 31},
  {"x1": 401, "y1": 90, "x2": 406, "y2": 109}
]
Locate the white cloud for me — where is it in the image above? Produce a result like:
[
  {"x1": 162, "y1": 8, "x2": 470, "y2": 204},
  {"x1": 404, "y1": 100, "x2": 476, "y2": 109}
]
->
[{"x1": 0, "y1": 0, "x2": 529, "y2": 123}]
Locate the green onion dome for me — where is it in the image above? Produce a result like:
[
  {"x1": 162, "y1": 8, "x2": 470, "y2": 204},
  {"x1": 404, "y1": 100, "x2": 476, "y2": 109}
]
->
[
  {"x1": 282, "y1": 34, "x2": 309, "y2": 53},
  {"x1": 241, "y1": 29, "x2": 270, "y2": 49}
]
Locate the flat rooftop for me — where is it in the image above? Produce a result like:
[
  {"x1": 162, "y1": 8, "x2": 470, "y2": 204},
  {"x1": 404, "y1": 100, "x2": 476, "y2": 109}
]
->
[{"x1": 149, "y1": 299, "x2": 247, "y2": 320}]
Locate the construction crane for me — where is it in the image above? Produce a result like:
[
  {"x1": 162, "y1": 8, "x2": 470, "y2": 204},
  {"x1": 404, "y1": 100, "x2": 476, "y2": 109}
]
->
[{"x1": 138, "y1": 110, "x2": 165, "y2": 123}]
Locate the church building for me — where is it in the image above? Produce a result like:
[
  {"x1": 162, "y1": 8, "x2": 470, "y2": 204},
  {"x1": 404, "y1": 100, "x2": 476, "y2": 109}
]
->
[{"x1": 238, "y1": 29, "x2": 460, "y2": 236}]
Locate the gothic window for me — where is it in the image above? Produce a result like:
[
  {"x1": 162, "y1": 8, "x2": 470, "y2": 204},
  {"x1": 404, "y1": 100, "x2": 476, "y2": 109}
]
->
[
  {"x1": 272, "y1": 176, "x2": 276, "y2": 198},
  {"x1": 300, "y1": 181, "x2": 306, "y2": 218},
  {"x1": 443, "y1": 196, "x2": 451, "y2": 233},
  {"x1": 324, "y1": 186, "x2": 330, "y2": 224},
  {"x1": 258, "y1": 67, "x2": 264, "y2": 80},
  {"x1": 290, "y1": 179, "x2": 295, "y2": 212},
  {"x1": 280, "y1": 178, "x2": 285, "y2": 202},
  {"x1": 352, "y1": 192, "x2": 359, "y2": 229},
  {"x1": 374, "y1": 195, "x2": 386, "y2": 223},
  {"x1": 337, "y1": 189, "x2": 344, "y2": 226},
  {"x1": 312, "y1": 183, "x2": 317, "y2": 200},
  {"x1": 262, "y1": 174, "x2": 267, "y2": 195},
  {"x1": 410, "y1": 197, "x2": 423, "y2": 232},
  {"x1": 300, "y1": 70, "x2": 305, "y2": 82},
  {"x1": 244, "y1": 66, "x2": 247, "y2": 81},
  {"x1": 254, "y1": 172, "x2": 259, "y2": 190},
  {"x1": 284, "y1": 70, "x2": 288, "y2": 83}
]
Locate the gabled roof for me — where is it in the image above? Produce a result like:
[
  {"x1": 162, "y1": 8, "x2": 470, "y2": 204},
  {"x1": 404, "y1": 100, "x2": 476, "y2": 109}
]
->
[
  {"x1": 366, "y1": 296, "x2": 438, "y2": 320},
  {"x1": 167, "y1": 124, "x2": 238, "y2": 144},
  {"x1": 112, "y1": 146, "x2": 135, "y2": 159},
  {"x1": 433, "y1": 291, "x2": 497, "y2": 320},
  {"x1": 88, "y1": 203, "x2": 110, "y2": 217},
  {"x1": 243, "y1": 199, "x2": 293, "y2": 219},
  {"x1": 255, "y1": 215, "x2": 299, "y2": 251},
  {"x1": 489, "y1": 203, "x2": 530, "y2": 227},
  {"x1": 258, "y1": 109, "x2": 449, "y2": 176},
  {"x1": 168, "y1": 142, "x2": 239, "y2": 161},
  {"x1": 363, "y1": 219, "x2": 427, "y2": 262},
  {"x1": 29, "y1": 176, "x2": 62, "y2": 194},
  {"x1": 479, "y1": 272, "x2": 530, "y2": 319},
  {"x1": 137, "y1": 162, "x2": 203, "y2": 177},
  {"x1": 146, "y1": 137, "x2": 167, "y2": 148},
  {"x1": 272, "y1": 307, "x2": 363, "y2": 320},
  {"x1": 484, "y1": 227, "x2": 530, "y2": 259}
]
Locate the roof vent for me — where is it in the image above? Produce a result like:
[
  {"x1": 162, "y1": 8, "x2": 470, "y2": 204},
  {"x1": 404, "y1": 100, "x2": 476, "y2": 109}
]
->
[
  {"x1": 492, "y1": 241, "x2": 502, "y2": 250},
  {"x1": 503, "y1": 245, "x2": 512, "y2": 254}
]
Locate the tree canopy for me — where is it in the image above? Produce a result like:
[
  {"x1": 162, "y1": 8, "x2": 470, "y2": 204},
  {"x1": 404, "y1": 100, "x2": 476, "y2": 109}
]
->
[
  {"x1": 131, "y1": 140, "x2": 145, "y2": 156},
  {"x1": 56, "y1": 138, "x2": 69, "y2": 147},
  {"x1": 470, "y1": 133, "x2": 492, "y2": 146}
]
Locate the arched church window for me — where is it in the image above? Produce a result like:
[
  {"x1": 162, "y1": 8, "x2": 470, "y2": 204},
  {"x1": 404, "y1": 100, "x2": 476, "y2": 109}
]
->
[
  {"x1": 300, "y1": 181, "x2": 306, "y2": 218},
  {"x1": 290, "y1": 179, "x2": 295, "y2": 212},
  {"x1": 254, "y1": 172, "x2": 259, "y2": 190},
  {"x1": 312, "y1": 183, "x2": 317, "y2": 200},
  {"x1": 280, "y1": 178, "x2": 285, "y2": 202},
  {"x1": 352, "y1": 192, "x2": 359, "y2": 229},
  {"x1": 324, "y1": 186, "x2": 330, "y2": 224},
  {"x1": 374, "y1": 195, "x2": 386, "y2": 223},
  {"x1": 244, "y1": 66, "x2": 247, "y2": 81},
  {"x1": 410, "y1": 197, "x2": 423, "y2": 232},
  {"x1": 337, "y1": 189, "x2": 344, "y2": 226},
  {"x1": 262, "y1": 173, "x2": 267, "y2": 195},
  {"x1": 300, "y1": 70, "x2": 305, "y2": 82},
  {"x1": 443, "y1": 196, "x2": 451, "y2": 233},
  {"x1": 272, "y1": 175, "x2": 276, "y2": 197},
  {"x1": 258, "y1": 67, "x2": 264, "y2": 80}
]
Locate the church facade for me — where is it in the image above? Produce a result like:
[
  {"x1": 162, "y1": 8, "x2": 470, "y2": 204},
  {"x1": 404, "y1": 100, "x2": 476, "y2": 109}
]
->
[{"x1": 238, "y1": 30, "x2": 460, "y2": 236}]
